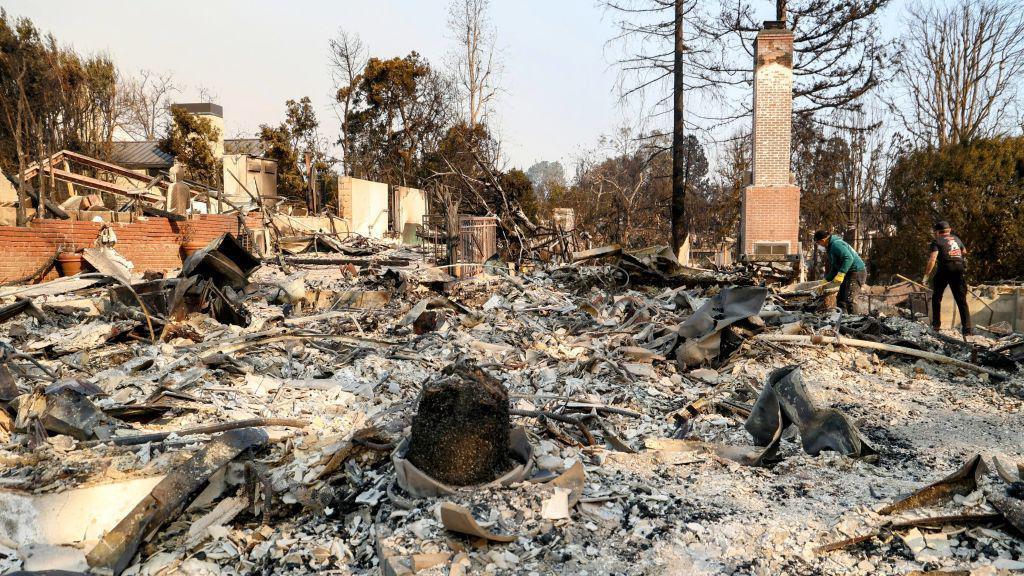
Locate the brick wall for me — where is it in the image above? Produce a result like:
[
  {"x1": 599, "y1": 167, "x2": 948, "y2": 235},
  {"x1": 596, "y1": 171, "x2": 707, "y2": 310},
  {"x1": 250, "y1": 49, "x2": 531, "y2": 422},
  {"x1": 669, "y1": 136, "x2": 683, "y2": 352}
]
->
[
  {"x1": 740, "y1": 185, "x2": 800, "y2": 255},
  {"x1": 337, "y1": 177, "x2": 353, "y2": 220},
  {"x1": 0, "y1": 214, "x2": 263, "y2": 283}
]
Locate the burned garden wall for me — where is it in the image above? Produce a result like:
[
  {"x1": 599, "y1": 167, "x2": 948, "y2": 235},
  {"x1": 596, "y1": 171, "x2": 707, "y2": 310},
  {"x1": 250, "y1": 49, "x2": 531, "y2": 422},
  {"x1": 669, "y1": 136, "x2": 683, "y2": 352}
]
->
[{"x1": 0, "y1": 214, "x2": 263, "y2": 283}]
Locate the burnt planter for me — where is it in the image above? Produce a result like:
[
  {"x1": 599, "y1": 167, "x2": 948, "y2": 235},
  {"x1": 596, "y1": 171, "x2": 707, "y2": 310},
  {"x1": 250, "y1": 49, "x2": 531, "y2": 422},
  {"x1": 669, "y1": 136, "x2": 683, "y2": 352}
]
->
[{"x1": 401, "y1": 361, "x2": 529, "y2": 492}]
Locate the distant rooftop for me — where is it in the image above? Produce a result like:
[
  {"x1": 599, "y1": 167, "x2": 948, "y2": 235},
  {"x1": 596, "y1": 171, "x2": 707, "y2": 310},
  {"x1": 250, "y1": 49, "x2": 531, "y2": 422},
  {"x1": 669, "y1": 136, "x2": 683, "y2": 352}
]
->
[
  {"x1": 109, "y1": 139, "x2": 266, "y2": 170},
  {"x1": 109, "y1": 141, "x2": 175, "y2": 169},
  {"x1": 171, "y1": 102, "x2": 223, "y2": 117}
]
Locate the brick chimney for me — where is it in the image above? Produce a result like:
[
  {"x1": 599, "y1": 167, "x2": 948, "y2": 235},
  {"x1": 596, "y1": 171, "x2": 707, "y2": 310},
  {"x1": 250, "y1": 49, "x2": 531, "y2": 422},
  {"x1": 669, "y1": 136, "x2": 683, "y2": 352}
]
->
[{"x1": 740, "y1": 22, "x2": 800, "y2": 258}]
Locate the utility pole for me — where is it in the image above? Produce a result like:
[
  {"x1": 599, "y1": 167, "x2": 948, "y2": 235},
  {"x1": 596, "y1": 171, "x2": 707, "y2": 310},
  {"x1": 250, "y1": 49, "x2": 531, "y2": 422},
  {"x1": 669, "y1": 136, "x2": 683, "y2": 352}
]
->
[{"x1": 670, "y1": 0, "x2": 687, "y2": 260}]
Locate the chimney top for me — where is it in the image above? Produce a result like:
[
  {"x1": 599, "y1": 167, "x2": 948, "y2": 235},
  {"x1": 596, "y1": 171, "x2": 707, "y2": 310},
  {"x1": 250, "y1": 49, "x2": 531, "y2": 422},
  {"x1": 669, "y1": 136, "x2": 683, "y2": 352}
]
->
[{"x1": 171, "y1": 102, "x2": 223, "y2": 117}]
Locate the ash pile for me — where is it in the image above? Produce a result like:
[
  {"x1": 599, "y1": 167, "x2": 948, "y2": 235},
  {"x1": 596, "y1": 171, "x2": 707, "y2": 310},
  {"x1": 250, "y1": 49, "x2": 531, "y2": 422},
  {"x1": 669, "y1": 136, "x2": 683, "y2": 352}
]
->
[{"x1": 0, "y1": 238, "x2": 1021, "y2": 576}]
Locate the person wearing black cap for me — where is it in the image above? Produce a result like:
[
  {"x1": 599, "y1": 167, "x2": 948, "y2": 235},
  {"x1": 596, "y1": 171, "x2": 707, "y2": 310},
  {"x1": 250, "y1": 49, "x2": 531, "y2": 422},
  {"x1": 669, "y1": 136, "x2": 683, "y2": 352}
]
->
[
  {"x1": 924, "y1": 221, "x2": 972, "y2": 336},
  {"x1": 813, "y1": 230, "x2": 866, "y2": 313}
]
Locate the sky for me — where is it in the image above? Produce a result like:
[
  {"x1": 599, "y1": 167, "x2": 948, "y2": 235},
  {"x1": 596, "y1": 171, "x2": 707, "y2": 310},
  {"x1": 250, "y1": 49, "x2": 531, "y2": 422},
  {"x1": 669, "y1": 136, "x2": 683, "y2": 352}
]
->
[
  {"x1": 2, "y1": 0, "x2": 633, "y2": 170},
  {"x1": 2, "y1": 0, "x2": 908, "y2": 171}
]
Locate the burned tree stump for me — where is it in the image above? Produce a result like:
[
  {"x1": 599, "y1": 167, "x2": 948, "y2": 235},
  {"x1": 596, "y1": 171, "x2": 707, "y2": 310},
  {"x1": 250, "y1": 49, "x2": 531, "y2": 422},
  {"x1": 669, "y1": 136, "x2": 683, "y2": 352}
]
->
[{"x1": 406, "y1": 361, "x2": 512, "y2": 486}]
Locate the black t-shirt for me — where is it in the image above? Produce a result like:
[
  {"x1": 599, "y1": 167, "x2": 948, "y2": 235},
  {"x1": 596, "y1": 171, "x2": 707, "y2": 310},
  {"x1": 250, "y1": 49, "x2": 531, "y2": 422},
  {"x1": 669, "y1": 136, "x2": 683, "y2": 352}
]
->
[{"x1": 929, "y1": 234, "x2": 966, "y2": 268}]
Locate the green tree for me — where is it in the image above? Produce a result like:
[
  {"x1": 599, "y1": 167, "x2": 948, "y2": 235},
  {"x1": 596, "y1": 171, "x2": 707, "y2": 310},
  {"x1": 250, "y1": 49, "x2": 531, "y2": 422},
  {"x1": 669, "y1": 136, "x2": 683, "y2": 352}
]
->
[
  {"x1": 525, "y1": 161, "x2": 565, "y2": 199},
  {"x1": 1, "y1": 10, "x2": 123, "y2": 223},
  {"x1": 159, "y1": 105, "x2": 221, "y2": 187},
  {"x1": 259, "y1": 97, "x2": 332, "y2": 205},
  {"x1": 341, "y1": 52, "x2": 453, "y2": 185},
  {"x1": 258, "y1": 123, "x2": 302, "y2": 200},
  {"x1": 498, "y1": 168, "x2": 538, "y2": 223},
  {"x1": 423, "y1": 120, "x2": 497, "y2": 201},
  {"x1": 876, "y1": 137, "x2": 1024, "y2": 283}
]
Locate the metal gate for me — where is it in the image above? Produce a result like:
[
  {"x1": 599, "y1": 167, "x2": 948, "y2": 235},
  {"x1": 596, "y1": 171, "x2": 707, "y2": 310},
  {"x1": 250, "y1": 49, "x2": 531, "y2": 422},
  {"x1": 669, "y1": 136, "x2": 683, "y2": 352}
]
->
[{"x1": 458, "y1": 216, "x2": 497, "y2": 277}]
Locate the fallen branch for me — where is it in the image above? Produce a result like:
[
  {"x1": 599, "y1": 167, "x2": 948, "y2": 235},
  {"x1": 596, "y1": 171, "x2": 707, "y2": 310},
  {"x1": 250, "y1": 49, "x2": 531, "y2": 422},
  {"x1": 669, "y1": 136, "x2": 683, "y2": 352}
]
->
[
  {"x1": 4, "y1": 350, "x2": 58, "y2": 380},
  {"x1": 510, "y1": 408, "x2": 601, "y2": 445},
  {"x1": 353, "y1": 438, "x2": 396, "y2": 451},
  {"x1": 562, "y1": 403, "x2": 643, "y2": 418},
  {"x1": 814, "y1": 533, "x2": 878, "y2": 555},
  {"x1": 196, "y1": 331, "x2": 397, "y2": 360},
  {"x1": 542, "y1": 417, "x2": 583, "y2": 447},
  {"x1": 83, "y1": 417, "x2": 309, "y2": 447},
  {"x1": 510, "y1": 408, "x2": 583, "y2": 425},
  {"x1": 756, "y1": 334, "x2": 1007, "y2": 380}
]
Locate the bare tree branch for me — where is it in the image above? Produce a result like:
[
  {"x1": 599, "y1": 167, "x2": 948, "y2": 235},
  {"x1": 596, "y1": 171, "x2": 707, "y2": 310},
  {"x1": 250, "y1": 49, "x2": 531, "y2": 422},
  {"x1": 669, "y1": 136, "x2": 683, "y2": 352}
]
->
[{"x1": 889, "y1": 0, "x2": 1024, "y2": 146}]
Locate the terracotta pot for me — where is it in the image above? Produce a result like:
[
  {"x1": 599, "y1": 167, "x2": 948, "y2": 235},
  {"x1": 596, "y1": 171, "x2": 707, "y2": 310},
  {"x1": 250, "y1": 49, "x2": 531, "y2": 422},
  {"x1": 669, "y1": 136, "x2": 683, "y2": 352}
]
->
[
  {"x1": 56, "y1": 253, "x2": 84, "y2": 277},
  {"x1": 181, "y1": 240, "x2": 206, "y2": 259}
]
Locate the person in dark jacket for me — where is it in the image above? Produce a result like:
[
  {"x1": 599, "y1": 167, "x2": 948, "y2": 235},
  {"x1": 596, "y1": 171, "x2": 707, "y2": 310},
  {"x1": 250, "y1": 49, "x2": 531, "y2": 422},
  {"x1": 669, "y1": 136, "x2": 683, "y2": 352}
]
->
[
  {"x1": 814, "y1": 230, "x2": 867, "y2": 314},
  {"x1": 924, "y1": 221, "x2": 972, "y2": 336}
]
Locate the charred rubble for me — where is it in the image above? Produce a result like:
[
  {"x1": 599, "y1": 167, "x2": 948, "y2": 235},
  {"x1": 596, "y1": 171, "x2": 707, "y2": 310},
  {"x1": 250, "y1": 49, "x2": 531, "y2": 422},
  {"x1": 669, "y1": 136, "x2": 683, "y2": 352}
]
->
[{"x1": 0, "y1": 236, "x2": 1020, "y2": 576}]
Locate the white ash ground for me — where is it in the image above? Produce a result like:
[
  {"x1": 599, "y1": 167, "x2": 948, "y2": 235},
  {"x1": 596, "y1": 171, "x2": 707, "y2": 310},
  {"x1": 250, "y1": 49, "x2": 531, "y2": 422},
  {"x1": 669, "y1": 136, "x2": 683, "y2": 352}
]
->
[{"x1": 0, "y1": 255, "x2": 1022, "y2": 575}]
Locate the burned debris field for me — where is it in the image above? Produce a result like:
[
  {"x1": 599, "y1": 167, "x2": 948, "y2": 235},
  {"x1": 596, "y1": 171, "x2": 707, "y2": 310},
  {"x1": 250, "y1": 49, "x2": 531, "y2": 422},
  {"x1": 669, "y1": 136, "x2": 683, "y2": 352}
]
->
[
  {"x1": 2, "y1": 0, "x2": 1024, "y2": 574},
  {"x1": 0, "y1": 240, "x2": 1020, "y2": 575}
]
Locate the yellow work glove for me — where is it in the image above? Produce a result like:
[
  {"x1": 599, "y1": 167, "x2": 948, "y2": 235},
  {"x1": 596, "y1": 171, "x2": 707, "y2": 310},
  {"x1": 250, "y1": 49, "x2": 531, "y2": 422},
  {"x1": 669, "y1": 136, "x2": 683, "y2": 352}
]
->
[{"x1": 833, "y1": 272, "x2": 846, "y2": 284}]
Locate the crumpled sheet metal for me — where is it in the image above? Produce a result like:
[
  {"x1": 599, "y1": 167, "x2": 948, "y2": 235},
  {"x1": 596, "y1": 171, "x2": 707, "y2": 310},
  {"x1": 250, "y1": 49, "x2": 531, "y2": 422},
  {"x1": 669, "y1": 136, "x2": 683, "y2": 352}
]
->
[
  {"x1": 392, "y1": 427, "x2": 534, "y2": 499},
  {"x1": 676, "y1": 286, "x2": 767, "y2": 366},
  {"x1": 985, "y1": 459, "x2": 1024, "y2": 534},
  {"x1": 988, "y1": 488, "x2": 1024, "y2": 534},
  {"x1": 110, "y1": 276, "x2": 249, "y2": 329},
  {"x1": 439, "y1": 462, "x2": 586, "y2": 543},
  {"x1": 180, "y1": 233, "x2": 260, "y2": 290},
  {"x1": 745, "y1": 365, "x2": 876, "y2": 461},
  {"x1": 13, "y1": 387, "x2": 112, "y2": 442},
  {"x1": 879, "y1": 454, "x2": 987, "y2": 516},
  {"x1": 440, "y1": 502, "x2": 517, "y2": 543}
]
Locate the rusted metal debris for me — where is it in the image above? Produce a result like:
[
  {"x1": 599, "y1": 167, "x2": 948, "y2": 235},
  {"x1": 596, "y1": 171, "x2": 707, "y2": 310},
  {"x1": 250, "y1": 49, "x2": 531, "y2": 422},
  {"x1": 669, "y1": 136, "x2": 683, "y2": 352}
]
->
[
  {"x1": 676, "y1": 286, "x2": 767, "y2": 367},
  {"x1": 879, "y1": 454, "x2": 987, "y2": 515}
]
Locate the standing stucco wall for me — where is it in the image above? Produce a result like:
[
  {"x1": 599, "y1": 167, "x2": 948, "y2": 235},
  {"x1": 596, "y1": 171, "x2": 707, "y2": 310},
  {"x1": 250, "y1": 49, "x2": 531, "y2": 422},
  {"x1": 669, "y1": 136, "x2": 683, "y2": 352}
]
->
[
  {"x1": 1, "y1": 168, "x2": 21, "y2": 205},
  {"x1": 337, "y1": 176, "x2": 389, "y2": 238},
  {"x1": 394, "y1": 186, "x2": 427, "y2": 244},
  {"x1": 222, "y1": 155, "x2": 278, "y2": 211}
]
